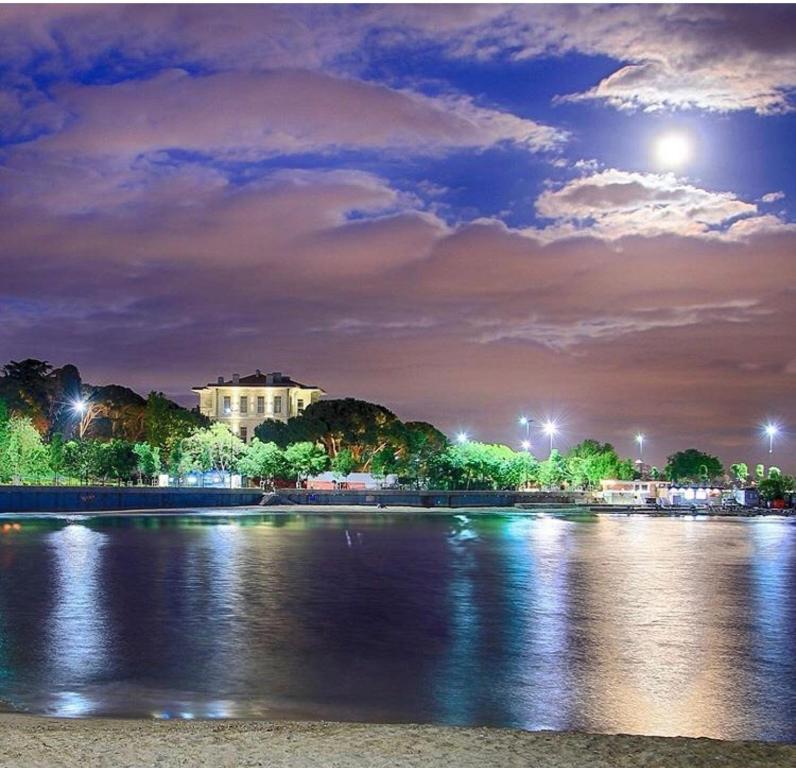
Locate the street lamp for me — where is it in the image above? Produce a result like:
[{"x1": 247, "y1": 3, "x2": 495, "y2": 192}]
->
[
  {"x1": 542, "y1": 419, "x2": 558, "y2": 454},
  {"x1": 520, "y1": 439, "x2": 532, "y2": 489},
  {"x1": 224, "y1": 405, "x2": 239, "y2": 488},
  {"x1": 635, "y1": 433, "x2": 645, "y2": 459},
  {"x1": 518, "y1": 416, "x2": 532, "y2": 442},
  {"x1": 456, "y1": 431, "x2": 469, "y2": 445},
  {"x1": 70, "y1": 398, "x2": 95, "y2": 440},
  {"x1": 764, "y1": 423, "x2": 779, "y2": 455}
]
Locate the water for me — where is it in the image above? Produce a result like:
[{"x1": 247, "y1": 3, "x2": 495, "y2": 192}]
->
[{"x1": 0, "y1": 510, "x2": 793, "y2": 741}]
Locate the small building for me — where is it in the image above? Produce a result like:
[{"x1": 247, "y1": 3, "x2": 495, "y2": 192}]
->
[
  {"x1": 306, "y1": 472, "x2": 398, "y2": 490},
  {"x1": 733, "y1": 487, "x2": 760, "y2": 507},
  {"x1": 666, "y1": 485, "x2": 723, "y2": 507},
  {"x1": 193, "y1": 370, "x2": 324, "y2": 443},
  {"x1": 600, "y1": 479, "x2": 671, "y2": 505}
]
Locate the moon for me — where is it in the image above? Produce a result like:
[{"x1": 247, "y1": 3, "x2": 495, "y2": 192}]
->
[{"x1": 654, "y1": 132, "x2": 692, "y2": 169}]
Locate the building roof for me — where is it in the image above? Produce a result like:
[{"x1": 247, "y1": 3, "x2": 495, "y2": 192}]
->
[{"x1": 193, "y1": 371, "x2": 324, "y2": 392}]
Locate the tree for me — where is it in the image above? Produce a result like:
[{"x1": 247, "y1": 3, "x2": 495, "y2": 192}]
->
[
  {"x1": 730, "y1": 462, "x2": 749, "y2": 484},
  {"x1": 63, "y1": 440, "x2": 99, "y2": 483},
  {"x1": 144, "y1": 392, "x2": 208, "y2": 462},
  {"x1": 565, "y1": 439, "x2": 633, "y2": 489},
  {"x1": 331, "y1": 448, "x2": 357, "y2": 478},
  {"x1": 180, "y1": 423, "x2": 246, "y2": 475},
  {"x1": 757, "y1": 473, "x2": 795, "y2": 503},
  {"x1": 238, "y1": 439, "x2": 285, "y2": 485},
  {"x1": 49, "y1": 433, "x2": 66, "y2": 483},
  {"x1": 97, "y1": 439, "x2": 137, "y2": 483},
  {"x1": 256, "y1": 398, "x2": 400, "y2": 468},
  {"x1": 3, "y1": 416, "x2": 49, "y2": 484},
  {"x1": 0, "y1": 359, "x2": 53, "y2": 431},
  {"x1": 426, "y1": 442, "x2": 530, "y2": 490},
  {"x1": 539, "y1": 449, "x2": 569, "y2": 488},
  {"x1": 133, "y1": 442, "x2": 161, "y2": 483},
  {"x1": 0, "y1": 398, "x2": 9, "y2": 482},
  {"x1": 665, "y1": 449, "x2": 723, "y2": 483},
  {"x1": 388, "y1": 421, "x2": 448, "y2": 487},
  {"x1": 755, "y1": 463, "x2": 765, "y2": 480},
  {"x1": 283, "y1": 442, "x2": 328, "y2": 486}
]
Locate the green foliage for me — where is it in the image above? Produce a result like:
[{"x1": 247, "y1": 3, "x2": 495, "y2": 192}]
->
[
  {"x1": 331, "y1": 448, "x2": 357, "y2": 478},
  {"x1": 179, "y1": 423, "x2": 246, "y2": 474},
  {"x1": 427, "y1": 442, "x2": 535, "y2": 490},
  {"x1": 0, "y1": 399, "x2": 9, "y2": 482},
  {"x1": 730, "y1": 462, "x2": 749, "y2": 484},
  {"x1": 49, "y1": 433, "x2": 66, "y2": 479},
  {"x1": 144, "y1": 392, "x2": 208, "y2": 462},
  {"x1": 96, "y1": 439, "x2": 138, "y2": 482},
  {"x1": 564, "y1": 439, "x2": 634, "y2": 488},
  {"x1": 768, "y1": 466, "x2": 781, "y2": 478},
  {"x1": 755, "y1": 463, "x2": 765, "y2": 479},
  {"x1": 283, "y1": 441, "x2": 329, "y2": 485},
  {"x1": 757, "y1": 473, "x2": 795, "y2": 502},
  {"x1": 539, "y1": 449, "x2": 568, "y2": 488},
  {"x1": 133, "y1": 442, "x2": 161, "y2": 481},
  {"x1": 255, "y1": 398, "x2": 399, "y2": 469},
  {"x1": 2, "y1": 416, "x2": 49, "y2": 483},
  {"x1": 238, "y1": 439, "x2": 285, "y2": 482},
  {"x1": 665, "y1": 448, "x2": 724, "y2": 483}
]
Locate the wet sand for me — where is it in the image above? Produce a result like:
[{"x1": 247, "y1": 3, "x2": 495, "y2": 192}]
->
[{"x1": 1, "y1": 716, "x2": 793, "y2": 768}]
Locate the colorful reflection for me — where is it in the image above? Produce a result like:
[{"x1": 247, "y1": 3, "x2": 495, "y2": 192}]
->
[{"x1": 0, "y1": 512, "x2": 791, "y2": 740}]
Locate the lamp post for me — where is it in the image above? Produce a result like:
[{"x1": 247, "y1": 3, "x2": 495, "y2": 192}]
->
[
  {"x1": 764, "y1": 424, "x2": 778, "y2": 455},
  {"x1": 635, "y1": 433, "x2": 645, "y2": 459},
  {"x1": 519, "y1": 416, "x2": 532, "y2": 443},
  {"x1": 542, "y1": 420, "x2": 558, "y2": 455},
  {"x1": 521, "y1": 439, "x2": 531, "y2": 489},
  {"x1": 456, "y1": 431, "x2": 469, "y2": 445},
  {"x1": 224, "y1": 405, "x2": 239, "y2": 488}
]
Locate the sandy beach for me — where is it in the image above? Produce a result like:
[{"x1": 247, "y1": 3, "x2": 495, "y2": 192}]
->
[{"x1": 0, "y1": 716, "x2": 794, "y2": 768}]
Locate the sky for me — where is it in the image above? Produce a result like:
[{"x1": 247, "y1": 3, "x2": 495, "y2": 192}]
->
[{"x1": 1, "y1": 3, "x2": 795, "y2": 469}]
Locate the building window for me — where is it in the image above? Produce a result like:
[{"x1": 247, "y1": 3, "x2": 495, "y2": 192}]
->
[
  {"x1": 223, "y1": 395, "x2": 231, "y2": 414},
  {"x1": 240, "y1": 396, "x2": 248, "y2": 414},
  {"x1": 239, "y1": 426, "x2": 248, "y2": 443},
  {"x1": 297, "y1": 398, "x2": 305, "y2": 413},
  {"x1": 257, "y1": 396, "x2": 265, "y2": 414},
  {"x1": 274, "y1": 396, "x2": 282, "y2": 414}
]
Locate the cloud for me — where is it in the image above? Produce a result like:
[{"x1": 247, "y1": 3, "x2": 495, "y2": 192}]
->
[
  {"x1": 761, "y1": 191, "x2": 785, "y2": 203},
  {"x1": 534, "y1": 169, "x2": 767, "y2": 240},
  {"x1": 473, "y1": 300, "x2": 769, "y2": 349},
  {"x1": 26, "y1": 68, "x2": 562, "y2": 160},
  {"x1": 3, "y1": 5, "x2": 795, "y2": 117}
]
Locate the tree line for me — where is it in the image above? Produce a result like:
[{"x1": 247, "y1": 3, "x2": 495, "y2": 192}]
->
[{"x1": 0, "y1": 358, "x2": 793, "y2": 499}]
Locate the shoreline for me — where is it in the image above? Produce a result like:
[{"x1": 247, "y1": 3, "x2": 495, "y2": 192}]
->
[
  {"x1": 0, "y1": 503, "x2": 793, "y2": 519},
  {"x1": 1, "y1": 715, "x2": 794, "y2": 768}
]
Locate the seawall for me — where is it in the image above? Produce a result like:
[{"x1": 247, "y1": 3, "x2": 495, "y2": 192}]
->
[
  {"x1": 270, "y1": 489, "x2": 586, "y2": 508},
  {"x1": 0, "y1": 485, "x2": 263, "y2": 514}
]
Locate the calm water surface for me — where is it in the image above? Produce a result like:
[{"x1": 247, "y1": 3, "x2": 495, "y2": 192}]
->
[{"x1": 0, "y1": 510, "x2": 794, "y2": 740}]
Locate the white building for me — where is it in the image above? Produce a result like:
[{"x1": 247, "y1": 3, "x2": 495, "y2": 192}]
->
[{"x1": 193, "y1": 370, "x2": 324, "y2": 443}]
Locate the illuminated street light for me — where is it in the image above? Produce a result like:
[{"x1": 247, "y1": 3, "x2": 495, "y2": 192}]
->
[
  {"x1": 764, "y1": 423, "x2": 779, "y2": 455},
  {"x1": 542, "y1": 420, "x2": 558, "y2": 454},
  {"x1": 521, "y1": 440, "x2": 531, "y2": 452},
  {"x1": 456, "y1": 432, "x2": 469, "y2": 444},
  {"x1": 635, "y1": 433, "x2": 645, "y2": 459},
  {"x1": 70, "y1": 398, "x2": 94, "y2": 440},
  {"x1": 518, "y1": 415, "x2": 532, "y2": 442}
]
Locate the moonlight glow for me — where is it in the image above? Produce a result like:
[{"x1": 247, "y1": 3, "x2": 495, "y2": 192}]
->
[{"x1": 654, "y1": 132, "x2": 692, "y2": 169}]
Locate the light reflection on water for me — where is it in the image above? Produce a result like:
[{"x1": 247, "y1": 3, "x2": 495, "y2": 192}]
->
[{"x1": 0, "y1": 511, "x2": 793, "y2": 741}]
